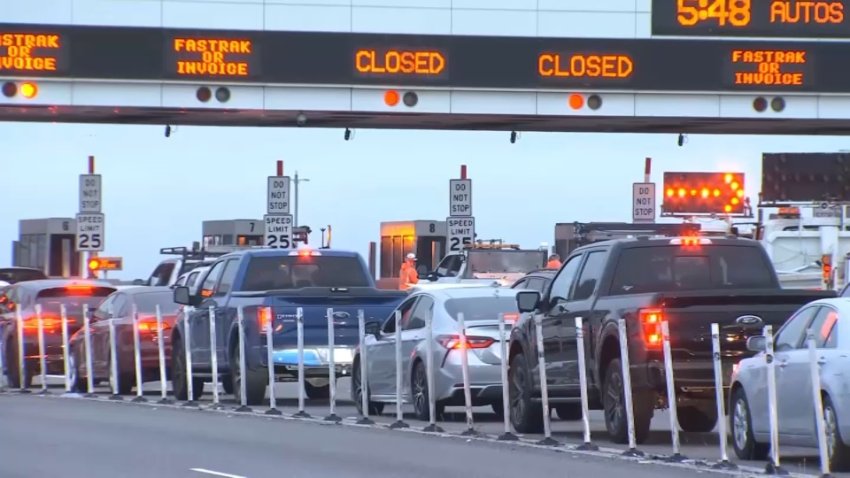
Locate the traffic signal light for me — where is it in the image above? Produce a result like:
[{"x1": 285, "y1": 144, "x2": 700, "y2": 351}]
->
[
  {"x1": 88, "y1": 257, "x2": 123, "y2": 272},
  {"x1": 2, "y1": 81, "x2": 38, "y2": 99},
  {"x1": 663, "y1": 172, "x2": 746, "y2": 216}
]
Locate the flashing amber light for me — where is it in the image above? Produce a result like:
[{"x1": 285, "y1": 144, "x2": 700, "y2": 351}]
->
[
  {"x1": 666, "y1": 188, "x2": 674, "y2": 198},
  {"x1": 20, "y1": 82, "x2": 38, "y2": 99},
  {"x1": 384, "y1": 90, "x2": 400, "y2": 106},
  {"x1": 200, "y1": 289, "x2": 213, "y2": 298},
  {"x1": 724, "y1": 204, "x2": 733, "y2": 213},
  {"x1": 736, "y1": 189, "x2": 745, "y2": 198},
  {"x1": 713, "y1": 189, "x2": 721, "y2": 197},
  {"x1": 690, "y1": 189, "x2": 697, "y2": 196},
  {"x1": 724, "y1": 173, "x2": 733, "y2": 184},
  {"x1": 678, "y1": 188, "x2": 686, "y2": 198},
  {"x1": 639, "y1": 309, "x2": 663, "y2": 349},
  {"x1": 730, "y1": 181, "x2": 740, "y2": 191},
  {"x1": 700, "y1": 188, "x2": 710, "y2": 198},
  {"x1": 88, "y1": 259, "x2": 100, "y2": 270},
  {"x1": 731, "y1": 197, "x2": 740, "y2": 205},
  {"x1": 568, "y1": 94, "x2": 584, "y2": 110},
  {"x1": 138, "y1": 319, "x2": 171, "y2": 332},
  {"x1": 23, "y1": 316, "x2": 65, "y2": 331}
]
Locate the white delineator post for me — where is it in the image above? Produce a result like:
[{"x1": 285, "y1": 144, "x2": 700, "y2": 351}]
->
[
  {"x1": 131, "y1": 305, "x2": 146, "y2": 402},
  {"x1": 36, "y1": 304, "x2": 49, "y2": 395},
  {"x1": 497, "y1": 313, "x2": 517, "y2": 441},
  {"x1": 234, "y1": 306, "x2": 251, "y2": 412},
  {"x1": 356, "y1": 309, "x2": 374, "y2": 425},
  {"x1": 60, "y1": 304, "x2": 71, "y2": 394},
  {"x1": 389, "y1": 310, "x2": 408, "y2": 429},
  {"x1": 324, "y1": 308, "x2": 341, "y2": 422},
  {"x1": 764, "y1": 325, "x2": 785, "y2": 475},
  {"x1": 209, "y1": 306, "x2": 222, "y2": 409},
  {"x1": 534, "y1": 315, "x2": 557, "y2": 446},
  {"x1": 661, "y1": 321, "x2": 683, "y2": 460},
  {"x1": 265, "y1": 307, "x2": 281, "y2": 416},
  {"x1": 155, "y1": 305, "x2": 170, "y2": 404},
  {"x1": 293, "y1": 307, "x2": 309, "y2": 418},
  {"x1": 807, "y1": 329, "x2": 831, "y2": 477},
  {"x1": 576, "y1": 317, "x2": 597, "y2": 451},
  {"x1": 618, "y1": 318, "x2": 643, "y2": 457}
]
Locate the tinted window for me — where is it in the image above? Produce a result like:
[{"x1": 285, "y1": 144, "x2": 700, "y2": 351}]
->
[
  {"x1": 241, "y1": 255, "x2": 370, "y2": 291},
  {"x1": 809, "y1": 307, "x2": 839, "y2": 349},
  {"x1": 179, "y1": 261, "x2": 212, "y2": 276},
  {"x1": 436, "y1": 255, "x2": 463, "y2": 277},
  {"x1": 526, "y1": 277, "x2": 546, "y2": 293},
  {"x1": 200, "y1": 261, "x2": 226, "y2": 294},
  {"x1": 775, "y1": 306, "x2": 818, "y2": 352},
  {"x1": 510, "y1": 279, "x2": 527, "y2": 289},
  {"x1": 405, "y1": 296, "x2": 433, "y2": 330},
  {"x1": 384, "y1": 297, "x2": 417, "y2": 334},
  {"x1": 215, "y1": 260, "x2": 240, "y2": 296},
  {"x1": 186, "y1": 271, "x2": 200, "y2": 289},
  {"x1": 35, "y1": 286, "x2": 114, "y2": 316},
  {"x1": 149, "y1": 262, "x2": 176, "y2": 287},
  {"x1": 133, "y1": 291, "x2": 180, "y2": 316},
  {"x1": 0, "y1": 268, "x2": 47, "y2": 284},
  {"x1": 609, "y1": 245, "x2": 775, "y2": 295},
  {"x1": 572, "y1": 251, "x2": 606, "y2": 301},
  {"x1": 549, "y1": 255, "x2": 583, "y2": 301},
  {"x1": 444, "y1": 296, "x2": 519, "y2": 322}
]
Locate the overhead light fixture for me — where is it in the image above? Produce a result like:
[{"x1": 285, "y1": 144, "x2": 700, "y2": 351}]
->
[
  {"x1": 510, "y1": 131, "x2": 518, "y2": 144},
  {"x1": 344, "y1": 128, "x2": 352, "y2": 141},
  {"x1": 164, "y1": 125, "x2": 172, "y2": 138},
  {"x1": 677, "y1": 133, "x2": 686, "y2": 147}
]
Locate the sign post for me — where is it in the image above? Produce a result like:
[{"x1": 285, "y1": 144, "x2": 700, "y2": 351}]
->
[
  {"x1": 265, "y1": 160, "x2": 294, "y2": 248},
  {"x1": 76, "y1": 156, "x2": 104, "y2": 277},
  {"x1": 447, "y1": 165, "x2": 475, "y2": 254}
]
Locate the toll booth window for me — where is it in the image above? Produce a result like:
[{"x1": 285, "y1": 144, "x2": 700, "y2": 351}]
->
[
  {"x1": 380, "y1": 236, "x2": 393, "y2": 278},
  {"x1": 240, "y1": 256, "x2": 371, "y2": 291},
  {"x1": 608, "y1": 245, "x2": 775, "y2": 295},
  {"x1": 392, "y1": 236, "x2": 403, "y2": 277},
  {"x1": 402, "y1": 236, "x2": 415, "y2": 261}
]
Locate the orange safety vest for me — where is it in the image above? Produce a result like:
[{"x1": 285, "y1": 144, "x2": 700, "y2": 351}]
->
[{"x1": 399, "y1": 263, "x2": 419, "y2": 290}]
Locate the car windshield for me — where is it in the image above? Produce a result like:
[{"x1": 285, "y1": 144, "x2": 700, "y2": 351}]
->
[
  {"x1": 0, "y1": 268, "x2": 47, "y2": 284},
  {"x1": 444, "y1": 296, "x2": 519, "y2": 322},
  {"x1": 609, "y1": 245, "x2": 776, "y2": 295},
  {"x1": 34, "y1": 286, "x2": 115, "y2": 315},
  {"x1": 240, "y1": 255, "x2": 371, "y2": 291},
  {"x1": 467, "y1": 251, "x2": 545, "y2": 274},
  {"x1": 133, "y1": 291, "x2": 180, "y2": 315}
]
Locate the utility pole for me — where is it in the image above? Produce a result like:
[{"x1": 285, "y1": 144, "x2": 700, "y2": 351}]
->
[{"x1": 294, "y1": 171, "x2": 310, "y2": 227}]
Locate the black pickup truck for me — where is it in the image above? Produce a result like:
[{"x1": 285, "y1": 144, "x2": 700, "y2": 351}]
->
[{"x1": 509, "y1": 235, "x2": 835, "y2": 444}]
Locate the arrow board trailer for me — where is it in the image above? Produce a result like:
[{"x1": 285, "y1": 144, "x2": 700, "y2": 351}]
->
[
  {"x1": 75, "y1": 213, "x2": 105, "y2": 252},
  {"x1": 449, "y1": 179, "x2": 472, "y2": 216},
  {"x1": 447, "y1": 216, "x2": 475, "y2": 253},
  {"x1": 632, "y1": 182, "x2": 656, "y2": 223},
  {"x1": 267, "y1": 176, "x2": 291, "y2": 214},
  {"x1": 79, "y1": 174, "x2": 102, "y2": 213},
  {"x1": 264, "y1": 214, "x2": 293, "y2": 248}
]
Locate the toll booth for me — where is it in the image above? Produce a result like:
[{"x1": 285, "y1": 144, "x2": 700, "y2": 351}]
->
[
  {"x1": 377, "y1": 220, "x2": 446, "y2": 289},
  {"x1": 553, "y1": 222, "x2": 702, "y2": 258},
  {"x1": 202, "y1": 219, "x2": 264, "y2": 247},
  {"x1": 12, "y1": 218, "x2": 81, "y2": 277}
]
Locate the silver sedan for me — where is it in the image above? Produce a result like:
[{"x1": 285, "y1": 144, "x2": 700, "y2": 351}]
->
[
  {"x1": 729, "y1": 298, "x2": 850, "y2": 471},
  {"x1": 352, "y1": 286, "x2": 520, "y2": 420}
]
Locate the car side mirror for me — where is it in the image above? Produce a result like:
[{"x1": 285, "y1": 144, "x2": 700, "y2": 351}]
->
[
  {"x1": 516, "y1": 291, "x2": 541, "y2": 313},
  {"x1": 173, "y1": 286, "x2": 196, "y2": 306},
  {"x1": 746, "y1": 335, "x2": 767, "y2": 353},
  {"x1": 365, "y1": 321, "x2": 381, "y2": 338}
]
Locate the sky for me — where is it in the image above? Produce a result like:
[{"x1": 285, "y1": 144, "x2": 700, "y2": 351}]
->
[{"x1": 1, "y1": 121, "x2": 848, "y2": 280}]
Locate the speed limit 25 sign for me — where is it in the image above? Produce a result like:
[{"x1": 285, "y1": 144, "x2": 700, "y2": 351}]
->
[
  {"x1": 446, "y1": 216, "x2": 475, "y2": 253},
  {"x1": 264, "y1": 214, "x2": 293, "y2": 248},
  {"x1": 76, "y1": 213, "x2": 105, "y2": 251}
]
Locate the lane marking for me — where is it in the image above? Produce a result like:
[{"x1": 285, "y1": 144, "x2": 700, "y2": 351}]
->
[{"x1": 190, "y1": 468, "x2": 246, "y2": 478}]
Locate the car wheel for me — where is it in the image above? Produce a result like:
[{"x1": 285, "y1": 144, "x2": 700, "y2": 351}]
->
[
  {"x1": 106, "y1": 355, "x2": 133, "y2": 395},
  {"x1": 352, "y1": 356, "x2": 383, "y2": 416},
  {"x1": 554, "y1": 403, "x2": 582, "y2": 421},
  {"x1": 412, "y1": 360, "x2": 444, "y2": 421},
  {"x1": 509, "y1": 353, "x2": 543, "y2": 433},
  {"x1": 824, "y1": 395, "x2": 850, "y2": 472},
  {"x1": 730, "y1": 386, "x2": 769, "y2": 460},
  {"x1": 677, "y1": 405, "x2": 717, "y2": 433},
  {"x1": 231, "y1": 346, "x2": 265, "y2": 405},
  {"x1": 304, "y1": 381, "x2": 330, "y2": 400},
  {"x1": 221, "y1": 374, "x2": 234, "y2": 394},
  {"x1": 171, "y1": 337, "x2": 189, "y2": 400},
  {"x1": 5, "y1": 339, "x2": 31, "y2": 389},
  {"x1": 602, "y1": 358, "x2": 653, "y2": 445},
  {"x1": 68, "y1": 352, "x2": 85, "y2": 393}
]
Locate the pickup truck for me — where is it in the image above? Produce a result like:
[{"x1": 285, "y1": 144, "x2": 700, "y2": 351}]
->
[
  {"x1": 509, "y1": 235, "x2": 835, "y2": 444},
  {"x1": 172, "y1": 248, "x2": 406, "y2": 405},
  {"x1": 423, "y1": 248, "x2": 547, "y2": 287}
]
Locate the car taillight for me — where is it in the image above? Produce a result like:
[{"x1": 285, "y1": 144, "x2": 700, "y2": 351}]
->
[
  {"x1": 639, "y1": 308, "x2": 663, "y2": 349},
  {"x1": 437, "y1": 334, "x2": 494, "y2": 350},
  {"x1": 257, "y1": 306, "x2": 280, "y2": 333},
  {"x1": 22, "y1": 316, "x2": 66, "y2": 331},
  {"x1": 503, "y1": 313, "x2": 519, "y2": 325},
  {"x1": 138, "y1": 319, "x2": 170, "y2": 332}
]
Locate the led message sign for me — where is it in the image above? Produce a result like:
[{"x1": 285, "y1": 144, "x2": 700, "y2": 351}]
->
[
  {"x1": 5, "y1": 23, "x2": 850, "y2": 93},
  {"x1": 0, "y1": 31, "x2": 65, "y2": 73},
  {"x1": 166, "y1": 35, "x2": 257, "y2": 78},
  {"x1": 652, "y1": 0, "x2": 850, "y2": 38}
]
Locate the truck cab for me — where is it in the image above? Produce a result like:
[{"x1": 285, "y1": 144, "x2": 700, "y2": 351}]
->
[{"x1": 423, "y1": 242, "x2": 547, "y2": 287}]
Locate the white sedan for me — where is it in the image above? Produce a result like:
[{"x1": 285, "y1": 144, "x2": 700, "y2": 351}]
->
[{"x1": 729, "y1": 298, "x2": 850, "y2": 471}]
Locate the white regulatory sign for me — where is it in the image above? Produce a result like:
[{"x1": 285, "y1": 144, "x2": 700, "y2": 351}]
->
[
  {"x1": 449, "y1": 179, "x2": 472, "y2": 216},
  {"x1": 79, "y1": 174, "x2": 102, "y2": 213},
  {"x1": 264, "y1": 214, "x2": 293, "y2": 248},
  {"x1": 76, "y1": 213, "x2": 105, "y2": 251},
  {"x1": 446, "y1": 216, "x2": 475, "y2": 253},
  {"x1": 632, "y1": 182, "x2": 656, "y2": 223},
  {"x1": 267, "y1": 176, "x2": 291, "y2": 214}
]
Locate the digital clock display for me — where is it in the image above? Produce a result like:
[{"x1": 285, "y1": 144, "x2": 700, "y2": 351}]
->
[{"x1": 652, "y1": 0, "x2": 850, "y2": 38}]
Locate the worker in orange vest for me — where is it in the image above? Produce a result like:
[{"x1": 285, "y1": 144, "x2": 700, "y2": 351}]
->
[
  {"x1": 399, "y1": 253, "x2": 420, "y2": 291},
  {"x1": 546, "y1": 254, "x2": 562, "y2": 269}
]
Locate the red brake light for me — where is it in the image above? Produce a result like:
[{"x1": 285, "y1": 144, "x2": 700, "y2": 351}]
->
[
  {"x1": 66, "y1": 284, "x2": 93, "y2": 294},
  {"x1": 503, "y1": 313, "x2": 519, "y2": 325},
  {"x1": 639, "y1": 309, "x2": 663, "y2": 349},
  {"x1": 437, "y1": 334, "x2": 494, "y2": 350},
  {"x1": 22, "y1": 316, "x2": 66, "y2": 331},
  {"x1": 256, "y1": 307, "x2": 282, "y2": 333},
  {"x1": 138, "y1": 318, "x2": 171, "y2": 332}
]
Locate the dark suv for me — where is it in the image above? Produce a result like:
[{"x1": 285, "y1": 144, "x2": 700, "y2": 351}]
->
[{"x1": 508, "y1": 235, "x2": 834, "y2": 444}]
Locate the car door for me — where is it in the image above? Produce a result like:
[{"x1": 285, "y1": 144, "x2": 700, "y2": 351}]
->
[
  {"x1": 783, "y1": 306, "x2": 840, "y2": 442},
  {"x1": 558, "y1": 249, "x2": 608, "y2": 389},
  {"x1": 369, "y1": 296, "x2": 418, "y2": 398},
  {"x1": 401, "y1": 295, "x2": 434, "y2": 399},
  {"x1": 537, "y1": 254, "x2": 583, "y2": 389},
  {"x1": 188, "y1": 259, "x2": 231, "y2": 369},
  {"x1": 772, "y1": 305, "x2": 818, "y2": 438}
]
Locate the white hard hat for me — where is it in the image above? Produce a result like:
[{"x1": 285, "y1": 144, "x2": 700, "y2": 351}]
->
[{"x1": 406, "y1": 253, "x2": 417, "y2": 260}]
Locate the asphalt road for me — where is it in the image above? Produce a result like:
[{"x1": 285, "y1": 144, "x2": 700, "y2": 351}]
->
[
  {"x1": 5, "y1": 375, "x2": 845, "y2": 477},
  {"x1": 0, "y1": 393, "x2": 723, "y2": 478}
]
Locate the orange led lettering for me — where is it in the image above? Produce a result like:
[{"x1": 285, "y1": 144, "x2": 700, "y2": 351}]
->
[
  {"x1": 538, "y1": 53, "x2": 633, "y2": 79},
  {"x1": 355, "y1": 49, "x2": 446, "y2": 76},
  {"x1": 731, "y1": 49, "x2": 807, "y2": 86},
  {"x1": 769, "y1": 0, "x2": 844, "y2": 24},
  {"x1": 0, "y1": 33, "x2": 60, "y2": 72},
  {"x1": 173, "y1": 37, "x2": 252, "y2": 77}
]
